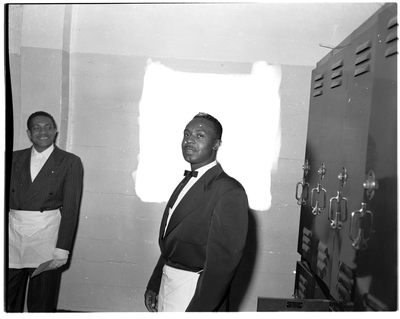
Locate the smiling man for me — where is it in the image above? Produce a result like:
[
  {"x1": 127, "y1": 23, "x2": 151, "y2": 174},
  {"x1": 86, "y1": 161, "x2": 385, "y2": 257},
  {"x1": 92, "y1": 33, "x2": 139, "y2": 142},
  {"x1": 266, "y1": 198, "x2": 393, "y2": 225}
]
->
[
  {"x1": 7, "y1": 111, "x2": 83, "y2": 312},
  {"x1": 144, "y1": 112, "x2": 249, "y2": 312}
]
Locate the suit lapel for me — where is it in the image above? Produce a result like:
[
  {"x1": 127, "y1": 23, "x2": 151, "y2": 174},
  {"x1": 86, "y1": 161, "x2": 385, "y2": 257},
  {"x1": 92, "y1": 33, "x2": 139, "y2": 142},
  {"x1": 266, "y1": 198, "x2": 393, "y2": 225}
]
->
[
  {"x1": 18, "y1": 148, "x2": 33, "y2": 190},
  {"x1": 162, "y1": 164, "x2": 222, "y2": 239},
  {"x1": 12, "y1": 148, "x2": 33, "y2": 207},
  {"x1": 163, "y1": 180, "x2": 205, "y2": 238},
  {"x1": 159, "y1": 206, "x2": 170, "y2": 240}
]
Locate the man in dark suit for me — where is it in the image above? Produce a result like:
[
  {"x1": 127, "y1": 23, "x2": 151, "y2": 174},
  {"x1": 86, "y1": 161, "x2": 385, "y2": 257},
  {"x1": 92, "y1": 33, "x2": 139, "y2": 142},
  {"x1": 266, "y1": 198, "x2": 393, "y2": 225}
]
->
[
  {"x1": 7, "y1": 111, "x2": 83, "y2": 312},
  {"x1": 144, "y1": 112, "x2": 248, "y2": 312}
]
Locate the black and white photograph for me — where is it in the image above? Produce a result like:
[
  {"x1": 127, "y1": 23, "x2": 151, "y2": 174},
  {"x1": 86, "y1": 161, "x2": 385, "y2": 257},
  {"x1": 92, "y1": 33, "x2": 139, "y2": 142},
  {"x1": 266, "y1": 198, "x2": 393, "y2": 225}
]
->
[{"x1": 3, "y1": 1, "x2": 397, "y2": 313}]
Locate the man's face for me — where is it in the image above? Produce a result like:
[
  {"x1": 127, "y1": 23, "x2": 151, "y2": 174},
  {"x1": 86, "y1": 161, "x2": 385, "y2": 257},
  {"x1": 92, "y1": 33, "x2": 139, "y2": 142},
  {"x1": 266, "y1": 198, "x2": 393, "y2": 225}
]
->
[
  {"x1": 27, "y1": 115, "x2": 57, "y2": 152},
  {"x1": 181, "y1": 118, "x2": 221, "y2": 170}
]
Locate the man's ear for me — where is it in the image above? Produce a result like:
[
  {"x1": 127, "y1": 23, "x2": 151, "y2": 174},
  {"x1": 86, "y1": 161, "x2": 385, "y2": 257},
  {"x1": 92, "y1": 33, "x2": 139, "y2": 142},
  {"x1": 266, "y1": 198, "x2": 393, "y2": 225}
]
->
[
  {"x1": 26, "y1": 129, "x2": 32, "y2": 141},
  {"x1": 213, "y1": 140, "x2": 222, "y2": 151}
]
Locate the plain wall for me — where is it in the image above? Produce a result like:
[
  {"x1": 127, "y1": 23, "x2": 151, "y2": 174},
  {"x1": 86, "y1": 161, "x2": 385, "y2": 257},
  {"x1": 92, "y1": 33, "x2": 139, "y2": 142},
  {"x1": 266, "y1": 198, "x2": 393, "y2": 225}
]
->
[{"x1": 6, "y1": 3, "x2": 381, "y2": 311}]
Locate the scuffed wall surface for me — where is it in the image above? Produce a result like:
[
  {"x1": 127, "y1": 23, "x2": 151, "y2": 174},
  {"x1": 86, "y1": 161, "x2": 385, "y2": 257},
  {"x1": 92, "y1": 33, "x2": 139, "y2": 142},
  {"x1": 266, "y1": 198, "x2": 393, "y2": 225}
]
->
[
  {"x1": 58, "y1": 50, "x2": 310, "y2": 311},
  {"x1": 9, "y1": 5, "x2": 65, "y2": 151},
  {"x1": 59, "y1": 53, "x2": 153, "y2": 311},
  {"x1": 57, "y1": 55, "x2": 309, "y2": 313}
]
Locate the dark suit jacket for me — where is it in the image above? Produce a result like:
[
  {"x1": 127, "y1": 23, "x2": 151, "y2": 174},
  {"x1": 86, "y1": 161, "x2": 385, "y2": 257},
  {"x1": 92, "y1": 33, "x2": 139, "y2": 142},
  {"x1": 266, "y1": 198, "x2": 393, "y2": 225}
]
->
[
  {"x1": 9, "y1": 145, "x2": 84, "y2": 251},
  {"x1": 147, "y1": 163, "x2": 249, "y2": 311}
]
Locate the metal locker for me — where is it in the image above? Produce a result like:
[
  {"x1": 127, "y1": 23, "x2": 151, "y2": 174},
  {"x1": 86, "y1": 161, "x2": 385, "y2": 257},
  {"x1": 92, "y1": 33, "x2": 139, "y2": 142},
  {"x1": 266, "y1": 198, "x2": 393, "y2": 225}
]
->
[{"x1": 294, "y1": 3, "x2": 397, "y2": 311}]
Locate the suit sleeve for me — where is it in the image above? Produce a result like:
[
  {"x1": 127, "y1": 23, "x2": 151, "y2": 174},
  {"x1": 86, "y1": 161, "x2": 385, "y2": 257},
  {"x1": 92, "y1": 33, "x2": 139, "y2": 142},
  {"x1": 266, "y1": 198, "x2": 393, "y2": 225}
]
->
[
  {"x1": 147, "y1": 254, "x2": 167, "y2": 294},
  {"x1": 186, "y1": 186, "x2": 249, "y2": 311},
  {"x1": 56, "y1": 155, "x2": 84, "y2": 251}
]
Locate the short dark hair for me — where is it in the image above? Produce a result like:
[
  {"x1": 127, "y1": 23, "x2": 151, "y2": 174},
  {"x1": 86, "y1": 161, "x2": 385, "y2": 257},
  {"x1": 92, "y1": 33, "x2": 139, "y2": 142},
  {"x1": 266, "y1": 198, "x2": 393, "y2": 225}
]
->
[
  {"x1": 193, "y1": 112, "x2": 223, "y2": 140},
  {"x1": 27, "y1": 111, "x2": 57, "y2": 130}
]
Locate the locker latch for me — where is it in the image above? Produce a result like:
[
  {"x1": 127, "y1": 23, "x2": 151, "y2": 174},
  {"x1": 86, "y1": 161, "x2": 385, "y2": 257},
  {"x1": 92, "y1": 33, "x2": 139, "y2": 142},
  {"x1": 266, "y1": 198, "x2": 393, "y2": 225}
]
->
[
  {"x1": 310, "y1": 163, "x2": 327, "y2": 215},
  {"x1": 338, "y1": 166, "x2": 349, "y2": 187},
  {"x1": 363, "y1": 170, "x2": 379, "y2": 200},
  {"x1": 328, "y1": 191, "x2": 348, "y2": 229}
]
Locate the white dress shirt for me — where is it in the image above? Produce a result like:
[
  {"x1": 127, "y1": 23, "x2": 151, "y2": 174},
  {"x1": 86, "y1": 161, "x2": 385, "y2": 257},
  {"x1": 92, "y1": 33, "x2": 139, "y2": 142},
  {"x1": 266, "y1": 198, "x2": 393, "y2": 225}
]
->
[
  {"x1": 30, "y1": 144, "x2": 54, "y2": 181},
  {"x1": 30, "y1": 144, "x2": 69, "y2": 260}
]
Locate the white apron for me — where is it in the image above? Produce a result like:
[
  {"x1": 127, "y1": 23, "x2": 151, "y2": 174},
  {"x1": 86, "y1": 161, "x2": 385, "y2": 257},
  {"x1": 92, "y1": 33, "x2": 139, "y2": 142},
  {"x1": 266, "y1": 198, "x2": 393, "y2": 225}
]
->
[
  {"x1": 9, "y1": 209, "x2": 61, "y2": 269},
  {"x1": 158, "y1": 264, "x2": 201, "y2": 312}
]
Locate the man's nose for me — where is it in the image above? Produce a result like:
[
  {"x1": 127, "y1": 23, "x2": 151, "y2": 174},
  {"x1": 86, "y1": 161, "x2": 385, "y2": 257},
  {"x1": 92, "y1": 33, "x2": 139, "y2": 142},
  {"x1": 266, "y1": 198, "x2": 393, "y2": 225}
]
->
[
  {"x1": 186, "y1": 136, "x2": 195, "y2": 144},
  {"x1": 38, "y1": 126, "x2": 48, "y2": 134}
]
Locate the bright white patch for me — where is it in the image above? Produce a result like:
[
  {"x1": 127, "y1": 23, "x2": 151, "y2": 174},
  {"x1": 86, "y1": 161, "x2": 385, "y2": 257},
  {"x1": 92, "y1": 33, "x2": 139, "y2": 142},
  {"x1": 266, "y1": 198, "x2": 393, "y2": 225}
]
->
[{"x1": 134, "y1": 60, "x2": 281, "y2": 211}]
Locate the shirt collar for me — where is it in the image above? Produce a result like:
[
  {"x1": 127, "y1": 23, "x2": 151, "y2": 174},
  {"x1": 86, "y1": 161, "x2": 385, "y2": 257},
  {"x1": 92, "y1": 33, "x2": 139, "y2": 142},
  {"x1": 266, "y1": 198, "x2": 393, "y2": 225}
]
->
[
  {"x1": 194, "y1": 160, "x2": 217, "y2": 180},
  {"x1": 31, "y1": 144, "x2": 54, "y2": 159}
]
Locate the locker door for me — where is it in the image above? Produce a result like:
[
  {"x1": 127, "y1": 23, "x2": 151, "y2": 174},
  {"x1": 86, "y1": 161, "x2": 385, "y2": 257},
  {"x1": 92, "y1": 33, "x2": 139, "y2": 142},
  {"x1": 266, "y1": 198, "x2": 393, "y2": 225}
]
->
[
  {"x1": 310, "y1": 45, "x2": 351, "y2": 291},
  {"x1": 298, "y1": 40, "x2": 352, "y2": 291},
  {"x1": 297, "y1": 63, "x2": 327, "y2": 269},
  {"x1": 328, "y1": 18, "x2": 378, "y2": 309},
  {"x1": 352, "y1": 5, "x2": 398, "y2": 311}
]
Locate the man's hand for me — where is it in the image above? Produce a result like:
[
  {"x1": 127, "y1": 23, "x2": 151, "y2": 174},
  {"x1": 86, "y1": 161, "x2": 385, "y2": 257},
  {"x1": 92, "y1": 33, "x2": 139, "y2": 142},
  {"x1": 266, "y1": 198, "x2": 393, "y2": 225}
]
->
[
  {"x1": 144, "y1": 289, "x2": 158, "y2": 312},
  {"x1": 49, "y1": 248, "x2": 69, "y2": 270}
]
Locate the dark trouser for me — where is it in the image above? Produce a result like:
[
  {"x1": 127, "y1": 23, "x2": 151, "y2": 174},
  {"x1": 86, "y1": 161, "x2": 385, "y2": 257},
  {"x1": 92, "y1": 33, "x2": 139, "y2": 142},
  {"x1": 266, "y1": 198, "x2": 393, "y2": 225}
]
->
[{"x1": 7, "y1": 267, "x2": 61, "y2": 312}]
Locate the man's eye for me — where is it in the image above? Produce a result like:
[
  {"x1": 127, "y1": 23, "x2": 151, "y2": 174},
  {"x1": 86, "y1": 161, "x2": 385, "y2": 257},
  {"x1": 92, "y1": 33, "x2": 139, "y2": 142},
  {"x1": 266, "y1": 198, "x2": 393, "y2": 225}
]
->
[{"x1": 197, "y1": 134, "x2": 204, "y2": 138}]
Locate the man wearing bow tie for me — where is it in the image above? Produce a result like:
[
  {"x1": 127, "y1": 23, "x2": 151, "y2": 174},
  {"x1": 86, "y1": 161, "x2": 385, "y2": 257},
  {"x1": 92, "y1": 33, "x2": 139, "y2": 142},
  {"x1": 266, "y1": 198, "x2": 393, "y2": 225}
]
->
[
  {"x1": 144, "y1": 112, "x2": 249, "y2": 312},
  {"x1": 7, "y1": 111, "x2": 83, "y2": 312}
]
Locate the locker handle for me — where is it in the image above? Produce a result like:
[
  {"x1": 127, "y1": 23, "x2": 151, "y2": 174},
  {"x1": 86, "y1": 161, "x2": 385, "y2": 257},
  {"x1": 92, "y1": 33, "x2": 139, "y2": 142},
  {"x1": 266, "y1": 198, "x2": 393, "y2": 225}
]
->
[
  {"x1": 311, "y1": 183, "x2": 326, "y2": 215},
  {"x1": 295, "y1": 180, "x2": 309, "y2": 205},
  {"x1": 328, "y1": 191, "x2": 348, "y2": 229},
  {"x1": 349, "y1": 202, "x2": 373, "y2": 250},
  {"x1": 295, "y1": 159, "x2": 311, "y2": 205}
]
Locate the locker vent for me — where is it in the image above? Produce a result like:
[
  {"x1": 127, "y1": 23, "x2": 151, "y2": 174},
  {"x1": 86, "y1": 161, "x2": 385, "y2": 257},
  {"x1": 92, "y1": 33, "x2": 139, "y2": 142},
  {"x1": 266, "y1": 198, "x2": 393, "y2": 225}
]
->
[
  {"x1": 316, "y1": 241, "x2": 328, "y2": 278},
  {"x1": 331, "y1": 59, "x2": 344, "y2": 89},
  {"x1": 313, "y1": 73, "x2": 324, "y2": 97},
  {"x1": 354, "y1": 40, "x2": 372, "y2": 77},
  {"x1": 385, "y1": 15, "x2": 398, "y2": 58},
  {"x1": 336, "y1": 261, "x2": 355, "y2": 306},
  {"x1": 301, "y1": 227, "x2": 312, "y2": 258},
  {"x1": 298, "y1": 274, "x2": 307, "y2": 298}
]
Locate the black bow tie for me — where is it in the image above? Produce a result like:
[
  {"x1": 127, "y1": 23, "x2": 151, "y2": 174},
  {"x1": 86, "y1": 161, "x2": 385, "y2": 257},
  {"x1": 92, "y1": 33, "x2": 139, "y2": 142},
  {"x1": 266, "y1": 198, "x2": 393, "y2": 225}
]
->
[{"x1": 184, "y1": 170, "x2": 198, "y2": 177}]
